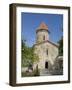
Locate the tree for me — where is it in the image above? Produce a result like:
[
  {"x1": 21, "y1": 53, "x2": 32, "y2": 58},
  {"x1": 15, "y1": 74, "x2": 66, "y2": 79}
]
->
[
  {"x1": 21, "y1": 40, "x2": 39, "y2": 67},
  {"x1": 21, "y1": 40, "x2": 29, "y2": 67},
  {"x1": 58, "y1": 27, "x2": 63, "y2": 56},
  {"x1": 58, "y1": 37, "x2": 63, "y2": 55}
]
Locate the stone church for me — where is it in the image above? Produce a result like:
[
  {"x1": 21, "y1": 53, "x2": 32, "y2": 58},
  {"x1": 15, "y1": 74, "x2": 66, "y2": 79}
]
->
[{"x1": 33, "y1": 22, "x2": 59, "y2": 72}]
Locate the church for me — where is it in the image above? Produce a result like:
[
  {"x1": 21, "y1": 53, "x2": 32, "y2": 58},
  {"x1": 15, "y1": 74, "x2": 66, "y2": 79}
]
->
[{"x1": 33, "y1": 22, "x2": 59, "y2": 72}]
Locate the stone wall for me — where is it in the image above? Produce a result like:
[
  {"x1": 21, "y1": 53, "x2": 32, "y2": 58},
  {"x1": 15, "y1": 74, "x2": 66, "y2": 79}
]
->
[
  {"x1": 33, "y1": 41, "x2": 58, "y2": 70},
  {"x1": 36, "y1": 30, "x2": 49, "y2": 43}
]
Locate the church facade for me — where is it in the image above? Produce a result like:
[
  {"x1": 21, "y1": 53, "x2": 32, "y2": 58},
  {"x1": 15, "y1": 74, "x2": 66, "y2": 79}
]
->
[{"x1": 33, "y1": 22, "x2": 59, "y2": 71}]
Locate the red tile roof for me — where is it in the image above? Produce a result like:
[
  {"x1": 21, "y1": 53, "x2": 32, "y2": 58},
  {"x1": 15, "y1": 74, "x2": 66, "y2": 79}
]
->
[{"x1": 37, "y1": 22, "x2": 48, "y2": 30}]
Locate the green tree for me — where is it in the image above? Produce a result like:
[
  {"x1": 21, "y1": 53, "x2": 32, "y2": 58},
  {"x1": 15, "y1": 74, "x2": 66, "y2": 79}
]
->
[
  {"x1": 21, "y1": 40, "x2": 39, "y2": 67},
  {"x1": 58, "y1": 37, "x2": 63, "y2": 56},
  {"x1": 58, "y1": 27, "x2": 63, "y2": 56}
]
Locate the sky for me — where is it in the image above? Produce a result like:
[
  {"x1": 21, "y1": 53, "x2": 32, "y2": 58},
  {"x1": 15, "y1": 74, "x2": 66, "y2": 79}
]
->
[{"x1": 21, "y1": 12, "x2": 63, "y2": 47}]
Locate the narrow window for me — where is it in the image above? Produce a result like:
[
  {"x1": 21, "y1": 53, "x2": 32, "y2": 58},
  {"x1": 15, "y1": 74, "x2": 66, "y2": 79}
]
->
[
  {"x1": 46, "y1": 49, "x2": 48, "y2": 55},
  {"x1": 43, "y1": 35, "x2": 45, "y2": 40}
]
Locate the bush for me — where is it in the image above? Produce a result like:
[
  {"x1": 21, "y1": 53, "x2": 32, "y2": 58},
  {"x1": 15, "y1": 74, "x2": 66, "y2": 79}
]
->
[{"x1": 21, "y1": 71, "x2": 34, "y2": 77}]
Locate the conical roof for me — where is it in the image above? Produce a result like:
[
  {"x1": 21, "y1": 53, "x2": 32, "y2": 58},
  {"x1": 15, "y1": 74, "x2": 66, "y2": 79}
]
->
[{"x1": 37, "y1": 22, "x2": 48, "y2": 30}]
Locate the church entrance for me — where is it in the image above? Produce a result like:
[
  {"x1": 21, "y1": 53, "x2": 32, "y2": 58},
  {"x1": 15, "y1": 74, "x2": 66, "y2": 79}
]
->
[{"x1": 45, "y1": 61, "x2": 48, "y2": 69}]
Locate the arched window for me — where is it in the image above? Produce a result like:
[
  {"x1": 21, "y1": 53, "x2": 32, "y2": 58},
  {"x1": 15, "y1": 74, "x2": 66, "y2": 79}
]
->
[
  {"x1": 46, "y1": 49, "x2": 48, "y2": 55},
  {"x1": 45, "y1": 61, "x2": 48, "y2": 69}
]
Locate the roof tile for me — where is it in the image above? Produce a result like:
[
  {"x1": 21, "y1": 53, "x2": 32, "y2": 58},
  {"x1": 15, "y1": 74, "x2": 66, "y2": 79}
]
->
[{"x1": 38, "y1": 22, "x2": 48, "y2": 30}]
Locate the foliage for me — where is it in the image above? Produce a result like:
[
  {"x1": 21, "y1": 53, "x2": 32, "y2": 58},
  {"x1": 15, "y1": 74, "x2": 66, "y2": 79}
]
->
[
  {"x1": 21, "y1": 40, "x2": 39, "y2": 67},
  {"x1": 21, "y1": 68, "x2": 40, "y2": 77},
  {"x1": 58, "y1": 37, "x2": 63, "y2": 55}
]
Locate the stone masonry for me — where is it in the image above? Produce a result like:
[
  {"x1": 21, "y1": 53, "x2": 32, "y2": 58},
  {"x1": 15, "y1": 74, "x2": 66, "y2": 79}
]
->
[{"x1": 33, "y1": 22, "x2": 59, "y2": 72}]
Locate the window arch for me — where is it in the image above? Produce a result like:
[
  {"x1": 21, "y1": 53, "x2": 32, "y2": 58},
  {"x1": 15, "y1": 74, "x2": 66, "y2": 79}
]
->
[{"x1": 45, "y1": 61, "x2": 48, "y2": 69}]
